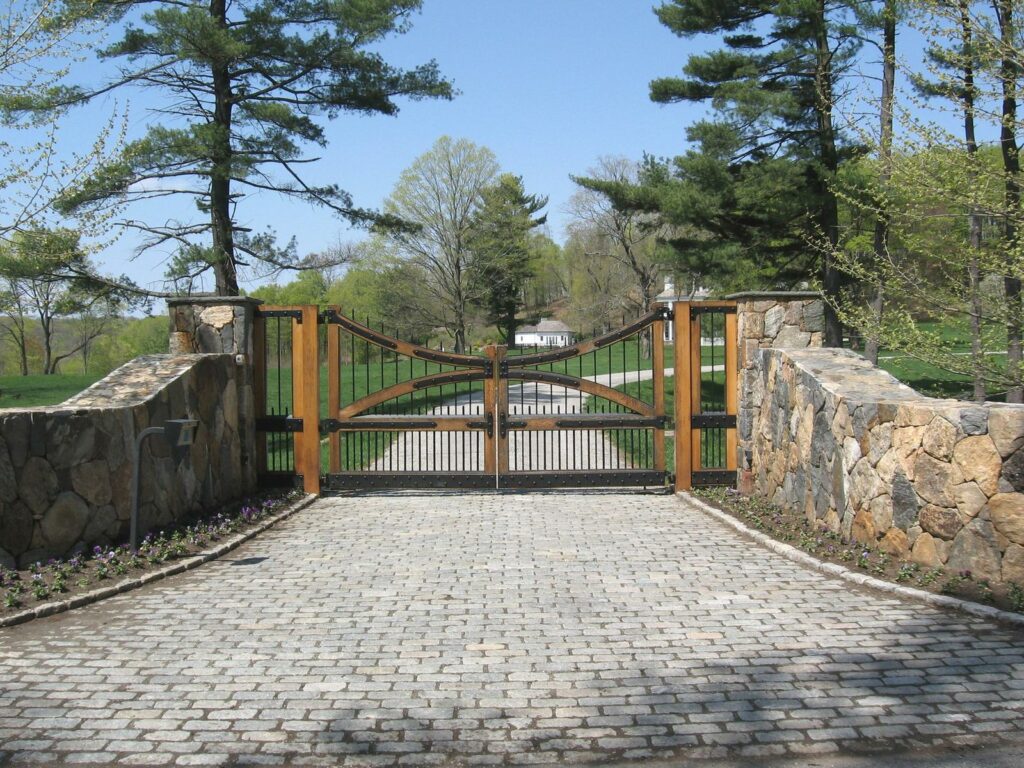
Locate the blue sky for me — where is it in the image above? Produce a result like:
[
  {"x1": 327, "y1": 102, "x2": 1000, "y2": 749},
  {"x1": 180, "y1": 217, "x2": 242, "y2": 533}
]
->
[
  {"x1": 67, "y1": 1, "x2": 712, "y2": 293},
  {"x1": 47, "y1": 2, "x2": 960, "y2": 295}
]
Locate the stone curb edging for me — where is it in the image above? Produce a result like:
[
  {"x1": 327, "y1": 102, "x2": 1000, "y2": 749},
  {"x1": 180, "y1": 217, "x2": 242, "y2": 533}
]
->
[
  {"x1": 0, "y1": 494, "x2": 317, "y2": 630},
  {"x1": 681, "y1": 492, "x2": 1024, "y2": 629}
]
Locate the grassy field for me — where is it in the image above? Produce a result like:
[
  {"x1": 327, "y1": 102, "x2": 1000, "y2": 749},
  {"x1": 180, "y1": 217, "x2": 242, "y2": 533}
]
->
[
  {"x1": 866, "y1": 319, "x2": 1006, "y2": 400},
  {"x1": 0, "y1": 374, "x2": 102, "y2": 409}
]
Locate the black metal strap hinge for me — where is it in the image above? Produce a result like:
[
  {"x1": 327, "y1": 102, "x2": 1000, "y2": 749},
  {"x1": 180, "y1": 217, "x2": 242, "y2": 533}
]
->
[
  {"x1": 256, "y1": 415, "x2": 303, "y2": 432},
  {"x1": 655, "y1": 305, "x2": 674, "y2": 321},
  {"x1": 467, "y1": 413, "x2": 494, "y2": 437},
  {"x1": 257, "y1": 309, "x2": 303, "y2": 323},
  {"x1": 692, "y1": 412, "x2": 736, "y2": 428}
]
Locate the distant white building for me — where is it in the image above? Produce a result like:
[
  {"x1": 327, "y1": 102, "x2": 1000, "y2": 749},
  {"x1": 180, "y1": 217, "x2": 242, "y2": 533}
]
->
[
  {"x1": 656, "y1": 278, "x2": 710, "y2": 341},
  {"x1": 514, "y1": 319, "x2": 575, "y2": 348}
]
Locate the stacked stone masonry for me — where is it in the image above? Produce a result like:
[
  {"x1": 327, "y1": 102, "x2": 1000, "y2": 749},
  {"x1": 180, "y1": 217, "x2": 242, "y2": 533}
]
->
[
  {"x1": 742, "y1": 346, "x2": 1024, "y2": 584},
  {"x1": 0, "y1": 353, "x2": 254, "y2": 569},
  {"x1": 730, "y1": 291, "x2": 825, "y2": 370}
]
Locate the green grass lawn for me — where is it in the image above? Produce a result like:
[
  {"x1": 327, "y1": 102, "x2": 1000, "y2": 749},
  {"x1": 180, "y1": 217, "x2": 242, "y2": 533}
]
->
[
  {"x1": 860, "y1": 319, "x2": 1007, "y2": 400},
  {"x1": 0, "y1": 374, "x2": 102, "y2": 409}
]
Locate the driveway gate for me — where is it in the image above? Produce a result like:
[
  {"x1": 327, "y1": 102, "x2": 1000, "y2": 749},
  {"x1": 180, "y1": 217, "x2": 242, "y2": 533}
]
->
[{"x1": 252, "y1": 302, "x2": 737, "y2": 494}]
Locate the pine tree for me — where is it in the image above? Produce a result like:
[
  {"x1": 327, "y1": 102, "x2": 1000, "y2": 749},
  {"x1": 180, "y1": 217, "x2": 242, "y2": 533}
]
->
[
  {"x1": 466, "y1": 174, "x2": 547, "y2": 344},
  {"x1": 611, "y1": 1, "x2": 866, "y2": 344},
  {"x1": 46, "y1": 0, "x2": 452, "y2": 295}
]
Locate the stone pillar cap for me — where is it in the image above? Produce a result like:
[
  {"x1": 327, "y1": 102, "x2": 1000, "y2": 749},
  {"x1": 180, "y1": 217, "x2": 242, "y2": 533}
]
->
[{"x1": 166, "y1": 295, "x2": 264, "y2": 306}]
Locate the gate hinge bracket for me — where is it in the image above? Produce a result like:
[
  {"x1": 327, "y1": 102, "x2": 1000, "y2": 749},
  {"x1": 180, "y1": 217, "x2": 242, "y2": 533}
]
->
[
  {"x1": 256, "y1": 309, "x2": 303, "y2": 323},
  {"x1": 656, "y1": 305, "x2": 674, "y2": 321},
  {"x1": 320, "y1": 308, "x2": 340, "y2": 325},
  {"x1": 256, "y1": 415, "x2": 303, "y2": 432}
]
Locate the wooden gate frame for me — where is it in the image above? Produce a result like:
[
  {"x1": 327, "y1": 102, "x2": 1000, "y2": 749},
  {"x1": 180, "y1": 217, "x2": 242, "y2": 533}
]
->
[
  {"x1": 672, "y1": 301, "x2": 738, "y2": 491},
  {"x1": 254, "y1": 302, "x2": 737, "y2": 494}
]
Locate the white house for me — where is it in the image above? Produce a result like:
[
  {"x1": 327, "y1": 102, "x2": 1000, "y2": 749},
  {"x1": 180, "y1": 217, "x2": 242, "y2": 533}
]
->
[
  {"x1": 514, "y1": 319, "x2": 575, "y2": 348},
  {"x1": 655, "y1": 278, "x2": 710, "y2": 341}
]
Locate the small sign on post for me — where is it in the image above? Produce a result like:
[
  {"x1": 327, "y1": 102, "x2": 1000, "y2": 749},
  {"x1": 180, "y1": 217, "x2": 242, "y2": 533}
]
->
[
  {"x1": 130, "y1": 418, "x2": 200, "y2": 551},
  {"x1": 163, "y1": 419, "x2": 199, "y2": 463}
]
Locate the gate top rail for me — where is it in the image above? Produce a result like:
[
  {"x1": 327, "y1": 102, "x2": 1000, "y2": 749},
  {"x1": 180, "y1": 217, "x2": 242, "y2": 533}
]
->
[
  {"x1": 509, "y1": 307, "x2": 668, "y2": 368},
  {"x1": 321, "y1": 308, "x2": 489, "y2": 369}
]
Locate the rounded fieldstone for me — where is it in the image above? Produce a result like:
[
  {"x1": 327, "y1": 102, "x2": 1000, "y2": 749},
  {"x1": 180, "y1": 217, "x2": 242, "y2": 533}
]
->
[
  {"x1": 71, "y1": 459, "x2": 112, "y2": 507},
  {"x1": 1002, "y1": 543, "x2": 1024, "y2": 584},
  {"x1": 922, "y1": 417, "x2": 958, "y2": 462},
  {"x1": 852, "y1": 508, "x2": 876, "y2": 545},
  {"x1": 18, "y1": 456, "x2": 59, "y2": 516},
  {"x1": 919, "y1": 504, "x2": 962, "y2": 541},
  {"x1": 910, "y1": 532, "x2": 942, "y2": 568},
  {"x1": 987, "y1": 493, "x2": 1024, "y2": 547},
  {"x1": 954, "y1": 482, "x2": 988, "y2": 520},
  {"x1": 953, "y1": 435, "x2": 1002, "y2": 496},
  {"x1": 0, "y1": 439, "x2": 16, "y2": 504},
  {"x1": 0, "y1": 500, "x2": 34, "y2": 555},
  {"x1": 40, "y1": 492, "x2": 90, "y2": 555},
  {"x1": 1001, "y1": 446, "x2": 1024, "y2": 492},
  {"x1": 878, "y1": 527, "x2": 910, "y2": 558},
  {"x1": 913, "y1": 453, "x2": 955, "y2": 507},
  {"x1": 989, "y1": 408, "x2": 1024, "y2": 458},
  {"x1": 945, "y1": 518, "x2": 1002, "y2": 582}
]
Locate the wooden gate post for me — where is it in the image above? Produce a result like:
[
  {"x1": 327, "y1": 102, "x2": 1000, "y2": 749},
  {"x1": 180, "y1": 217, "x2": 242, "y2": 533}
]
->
[
  {"x1": 292, "y1": 305, "x2": 321, "y2": 495},
  {"x1": 326, "y1": 306, "x2": 342, "y2": 474},
  {"x1": 673, "y1": 302, "x2": 692, "y2": 492}
]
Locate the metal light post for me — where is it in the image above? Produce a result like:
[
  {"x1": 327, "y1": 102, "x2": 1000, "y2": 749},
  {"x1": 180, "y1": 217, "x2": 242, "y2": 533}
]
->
[{"x1": 130, "y1": 419, "x2": 199, "y2": 551}]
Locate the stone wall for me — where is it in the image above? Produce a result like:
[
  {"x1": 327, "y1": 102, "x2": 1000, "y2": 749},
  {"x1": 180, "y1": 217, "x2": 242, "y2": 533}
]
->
[
  {"x1": 730, "y1": 291, "x2": 825, "y2": 370},
  {"x1": 732, "y1": 292, "x2": 825, "y2": 493},
  {"x1": 0, "y1": 353, "x2": 253, "y2": 569},
  {"x1": 745, "y1": 346, "x2": 1024, "y2": 584}
]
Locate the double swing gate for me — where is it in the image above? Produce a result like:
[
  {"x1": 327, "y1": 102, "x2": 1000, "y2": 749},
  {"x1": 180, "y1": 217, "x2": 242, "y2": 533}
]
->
[{"x1": 253, "y1": 302, "x2": 737, "y2": 494}]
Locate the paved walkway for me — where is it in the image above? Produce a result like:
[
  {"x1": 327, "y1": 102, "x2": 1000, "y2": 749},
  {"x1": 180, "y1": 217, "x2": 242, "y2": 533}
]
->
[{"x1": 2, "y1": 492, "x2": 1024, "y2": 767}]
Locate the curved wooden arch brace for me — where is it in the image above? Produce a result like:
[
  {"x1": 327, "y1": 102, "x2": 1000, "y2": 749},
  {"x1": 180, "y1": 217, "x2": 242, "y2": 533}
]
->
[
  {"x1": 507, "y1": 370, "x2": 654, "y2": 417},
  {"x1": 339, "y1": 370, "x2": 488, "y2": 418},
  {"x1": 511, "y1": 308, "x2": 665, "y2": 368},
  {"x1": 324, "y1": 309, "x2": 488, "y2": 369}
]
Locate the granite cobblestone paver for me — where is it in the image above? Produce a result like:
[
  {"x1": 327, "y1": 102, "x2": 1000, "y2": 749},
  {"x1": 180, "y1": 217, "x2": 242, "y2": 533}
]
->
[{"x1": 1, "y1": 491, "x2": 1023, "y2": 766}]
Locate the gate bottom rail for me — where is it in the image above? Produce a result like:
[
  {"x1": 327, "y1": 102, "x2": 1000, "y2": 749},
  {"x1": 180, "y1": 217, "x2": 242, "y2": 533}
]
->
[{"x1": 323, "y1": 470, "x2": 669, "y2": 492}]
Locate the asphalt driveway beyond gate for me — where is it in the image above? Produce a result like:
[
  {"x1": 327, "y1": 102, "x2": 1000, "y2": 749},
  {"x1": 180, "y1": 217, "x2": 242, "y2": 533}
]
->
[{"x1": 1, "y1": 491, "x2": 1023, "y2": 766}]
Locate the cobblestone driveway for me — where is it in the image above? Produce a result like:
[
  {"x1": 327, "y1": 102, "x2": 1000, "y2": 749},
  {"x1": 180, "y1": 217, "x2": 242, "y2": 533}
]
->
[{"x1": 1, "y1": 492, "x2": 1023, "y2": 766}]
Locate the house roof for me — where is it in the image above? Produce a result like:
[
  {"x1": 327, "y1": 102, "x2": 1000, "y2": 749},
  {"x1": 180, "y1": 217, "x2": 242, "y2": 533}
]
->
[{"x1": 516, "y1": 318, "x2": 573, "y2": 334}]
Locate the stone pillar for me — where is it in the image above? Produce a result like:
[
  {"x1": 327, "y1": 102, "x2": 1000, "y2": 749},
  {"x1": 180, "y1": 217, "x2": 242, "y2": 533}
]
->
[
  {"x1": 168, "y1": 295, "x2": 263, "y2": 357},
  {"x1": 726, "y1": 291, "x2": 824, "y2": 494},
  {"x1": 167, "y1": 296, "x2": 263, "y2": 494}
]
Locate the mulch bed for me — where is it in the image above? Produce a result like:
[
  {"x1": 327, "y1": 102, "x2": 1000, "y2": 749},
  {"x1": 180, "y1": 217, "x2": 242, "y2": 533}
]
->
[{"x1": 694, "y1": 487, "x2": 1024, "y2": 616}]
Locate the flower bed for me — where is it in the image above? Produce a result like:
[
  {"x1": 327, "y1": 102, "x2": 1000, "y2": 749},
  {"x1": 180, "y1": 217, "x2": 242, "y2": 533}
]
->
[
  {"x1": 1, "y1": 491, "x2": 301, "y2": 615},
  {"x1": 695, "y1": 487, "x2": 1024, "y2": 615}
]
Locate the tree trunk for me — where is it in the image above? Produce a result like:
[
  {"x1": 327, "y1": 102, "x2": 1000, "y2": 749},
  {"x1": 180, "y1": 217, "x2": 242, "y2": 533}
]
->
[
  {"x1": 866, "y1": 0, "x2": 896, "y2": 365},
  {"x1": 960, "y1": 1, "x2": 987, "y2": 402},
  {"x1": 209, "y1": 0, "x2": 240, "y2": 296},
  {"x1": 40, "y1": 314, "x2": 54, "y2": 375},
  {"x1": 813, "y1": 0, "x2": 844, "y2": 347},
  {"x1": 998, "y1": 0, "x2": 1023, "y2": 402}
]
